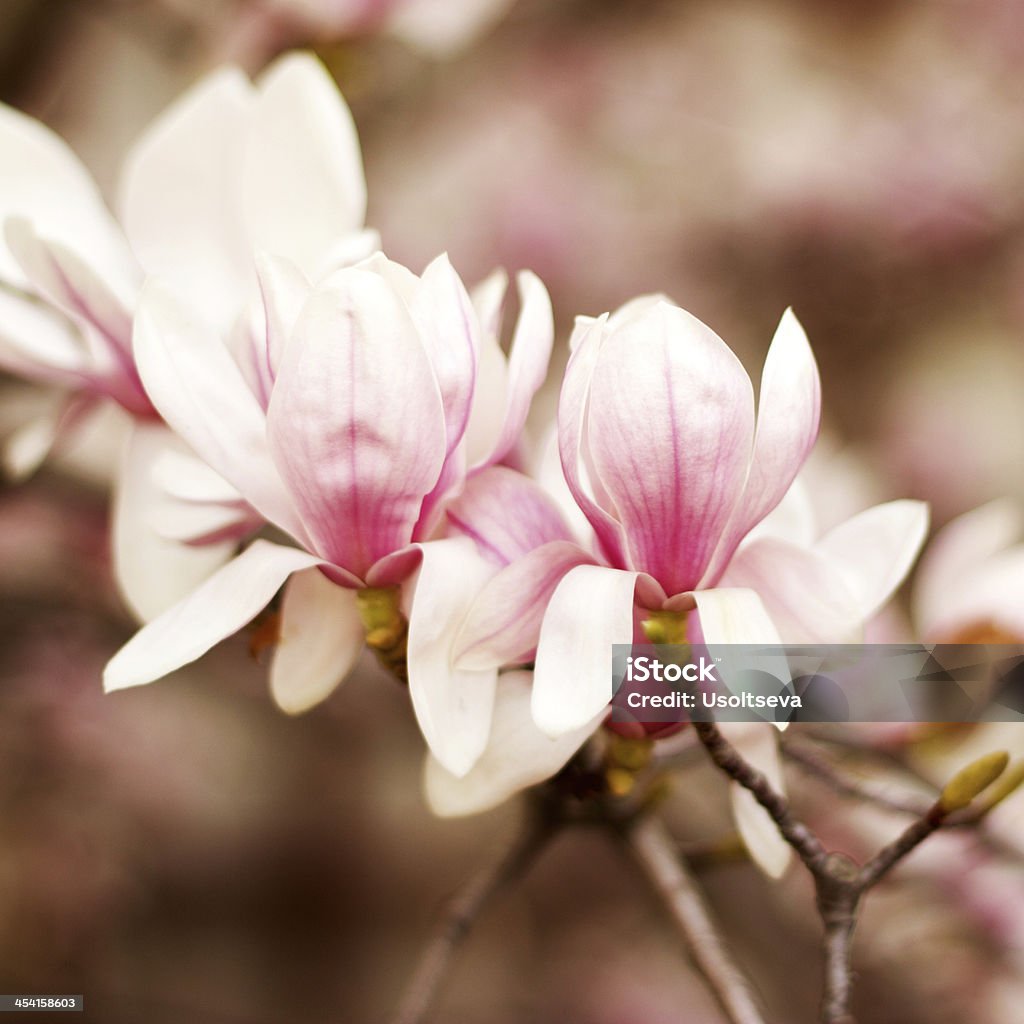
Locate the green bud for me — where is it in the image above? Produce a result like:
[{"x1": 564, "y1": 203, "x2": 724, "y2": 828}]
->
[
  {"x1": 940, "y1": 751, "x2": 1010, "y2": 813},
  {"x1": 641, "y1": 610, "x2": 688, "y2": 645}
]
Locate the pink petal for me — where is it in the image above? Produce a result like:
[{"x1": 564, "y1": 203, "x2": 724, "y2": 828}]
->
[
  {"x1": 587, "y1": 302, "x2": 754, "y2": 595},
  {"x1": 112, "y1": 422, "x2": 235, "y2": 622},
  {"x1": 132, "y1": 280, "x2": 304, "y2": 542},
  {"x1": 243, "y1": 54, "x2": 367, "y2": 280},
  {"x1": 454, "y1": 540, "x2": 595, "y2": 670},
  {"x1": 406, "y1": 538, "x2": 499, "y2": 776},
  {"x1": 704, "y1": 309, "x2": 821, "y2": 584},
  {"x1": 817, "y1": 500, "x2": 929, "y2": 622},
  {"x1": 445, "y1": 465, "x2": 574, "y2": 565},
  {"x1": 532, "y1": 564, "x2": 639, "y2": 736},
  {"x1": 270, "y1": 567, "x2": 363, "y2": 713},
  {"x1": 425, "y1": 670, "x2": 601, "y2": 817},
  {"x1": 103, "y1": 540, "x2": 323, "y2": 692},
  {"x1": 557, "y1": 314, "x2": 631, "y2": 568},
  {"x1": 118, "y1": 67, "x2": 254, "y2": 330},
  {"x1": 266, "y1": 267, "x2": 447, "y2": 577}
]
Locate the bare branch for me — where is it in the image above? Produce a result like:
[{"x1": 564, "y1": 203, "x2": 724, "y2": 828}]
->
[
  {"x1": 388, "y1": 808, "x2": 556, "y2": 1024},
  {"x1": 626, "y1": 815, "x2": 768, "y2": 1024},
  {"x1": 693, "y1": 721, "x2": 828, "y2": 874}
]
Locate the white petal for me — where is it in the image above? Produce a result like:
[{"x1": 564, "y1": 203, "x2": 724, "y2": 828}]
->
[
  {"x1": 532, "y1": 564, "x2": 637, "y2": 736},
  {"x1": 425, "y1": 670, "x2": 600, "y2": 817},
  {"x1": 817, "y1": 500, "x2": 930, "y2": 622},
  {"x1": 270, "y1": 568, "x2": 363, "y2": 713},
  {"x1": 0, "y1": 101, "x2": 134, "y2": 290},
  {"x1": 104, "y1": 539, "x2": 322, "y2": 691},
  {"x1": 118, "y1": 67, "x2": 254, "y2": 329},
  {"x1": 244, "y1": 54, "x2": 367, "y2": 280},
  {"x1": 0, "y1": 285, "x2": 89, "y2": 383},
  {"x1": 407, "y1": 538, "x2": 499, "y2": 776},
  {"x1": 132, "y1": 280, "x2": 304, "y2": 542},
  {"x1": 112, "y1": 423, "x2": 237, "y2": 622},
  {"x1": 693, "y1": 587, "x2": 783, "y2": 646},
  {"x1": 720, "y1": 722, "x2": 792, "y2": 879}
]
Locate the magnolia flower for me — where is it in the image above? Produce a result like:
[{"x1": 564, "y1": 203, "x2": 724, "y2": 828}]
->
[
  {"x1": 913, "y1": 499, "x2": 1024, "y2": 643},
  {"x1": 429, "y1": 299, "x2": 927, "y2": 874},
  {"x1": 0, "y1": 52, "x2": 374, "y2": 620},
  {"x1": 103, "y1": 252, "x2": 554, "y2": 776}
]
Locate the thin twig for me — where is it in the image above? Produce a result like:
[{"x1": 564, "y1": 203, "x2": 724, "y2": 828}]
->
[
  {"x1": 693, "y1": 721, "x2": 828, "y2": 874},
  {"x1": 626, "y1": 815, "x2": 768, "y2": 1024},
  {"x1": 782, "y1": 739, "x2": 933, "y2": 818},
  {"x1": 857, "y1": 805, "x2": 945, "y2": 890},
  {"x1": 388, "y1": 808, "x2": 557, "y2": 1024}
]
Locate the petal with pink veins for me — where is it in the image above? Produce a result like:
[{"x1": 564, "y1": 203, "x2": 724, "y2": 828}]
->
[
  {"x1": 406, "y1": 538, "x2": 499, "y2": 777},
  {"x1": 532, "y1": 564, "x2": 639, "y2": 736},
  {"x1": 425, "y1": 670, "x2": 602, "y2": 817},
  {"x1": 445, "y1": 465, "x2": 574, "y2": 565},
  {"x1": 270, "y1": 567, "x2": 363, "y2": 713},
  {"x1": 587, "y1": 302, "x2": 754, "y2": 594},
  {"x1": 455, "y1": 540, "x2": 596, "y2": 670},
  {"x1": 104, "y1": 539, "x2": 323, "y2": 691},
  {"x1": 266, "y1": 268, "x2": 446, "y2": 576}
]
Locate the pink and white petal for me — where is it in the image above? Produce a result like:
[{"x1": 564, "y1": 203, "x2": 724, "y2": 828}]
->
[
  {"x1": 104, "y1": 539, "x2": 322, "y2": 692},
  {"x1": 817, "y1": 500, "x2": 930, "y2": 623},
  {"x1": 913, "y1": 500, "x2": 1021, "y2": 635},
  {"x1": 0, "y1": 286, "x2": 90, "y2": 383},
  {"x1": 112, "y1": 422, "x2": 236, "y2": 622},
  {"x1": 720, "y1": 722, "x2": 792, "y2": 879},
  {"x1": 0, "y1": 101, "x2": 134, "y2": 289},
  {"x1": 406, "y1": 538, "x2": 499, "y2": 777},
  {"x1": 266, "y1": 268, "x2": 446, "y2": 575},
  {"x1": 410, "y1": 253, "x2": 479, "y2": 453},
  {"x1": 455, "y1": 540, "x2": 596, "y2": 670},
  {"x1": 484, "y1": 270, "x2": 553, "y2": 466},
  {"x1": 708, "y1": 310, "x2": 820, "y2": 581},
  {"x1": 425, "y1": 670, "x2": 601, "y2": 817},
  {"x1": 119, "y1": 67, "x2": 254, "y2": 329},
  {"x1": 445, "y1": 465, "x2": 574, "y2": 565},
  {"x1": 588, "y1": 302, "x2": 755, "y2": 595},
  {"x1": 133, "y1": 281, "x2": 303, "y2": 542},
  {"x1": 532, "y1": 564, "x2": 638, "y2": 736},
  {"x1": 269, "y1": 568, "x2": 363, "y2": 714},
  {"x1": 557, "y1": 314, "x2": 630, "y2": 567},
  {"x1": 2, "y1": 393, "x2": 97, "y2": 481},
  {"x1": 244, "y1": 54, "x2": 367, "y2": 280},
  {"x1": 721, "y1": 537, "x2": 862, "y2": 643},
  {"x1": 743, "y1": 477, "x2": 817, "y2": 548},
  {"x1": 924, "y1": 548, "x2": 1024, "y2": 642},
  {"x1": 255, "y1": 251, "x2": 309, "y2": 379},
  {"x1": 464, "y1": 328, "x2": 509, "y2": 467}
]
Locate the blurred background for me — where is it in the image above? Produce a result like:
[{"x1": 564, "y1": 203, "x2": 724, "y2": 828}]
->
[{"x1": 3, "y1": 1, "x2": 1024, "y2": 1020}]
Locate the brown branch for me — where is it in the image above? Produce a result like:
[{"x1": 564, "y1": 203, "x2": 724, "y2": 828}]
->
[
  {"x1": 692, "y1": 721, "x2": 828, "y2": 874},
  {"x1": 856, "y1": 804, "x2": 945, "y2": 890},
  {"x1": 388, "y1": 808, "x2": 557, "y2": 1024},
  {"x1": 626, "y1": 815, "x2": 768, "y2": 1024}
]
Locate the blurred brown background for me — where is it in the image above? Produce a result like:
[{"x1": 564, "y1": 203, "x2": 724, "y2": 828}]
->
[{"x1": 3, "y1": 1, "x2": 1024, "y2": 1021}]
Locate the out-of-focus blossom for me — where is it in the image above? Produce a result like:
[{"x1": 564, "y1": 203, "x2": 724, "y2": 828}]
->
[
  {"x1": 0, "y1": 52, "x2": 374, "y2": 620},
  {"x1": 913, "y1": 500, "x2": 1024, "y2": 643},
  {"x1": 104, "y1": 253, "x2": 554, "y2": 777},
  {"x1": 256, "y1": 0, "x2": 516, "y2": 58}
]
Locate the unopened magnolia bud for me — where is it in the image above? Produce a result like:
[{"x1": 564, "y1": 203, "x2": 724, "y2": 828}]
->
[
  {"x1": 971, "y1": 759, "x2": 1024, "y2": 817},
  {"x1": 940, "y1": 751, "x2": 1010, "y2": 813}
]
